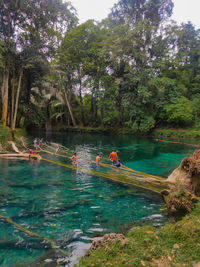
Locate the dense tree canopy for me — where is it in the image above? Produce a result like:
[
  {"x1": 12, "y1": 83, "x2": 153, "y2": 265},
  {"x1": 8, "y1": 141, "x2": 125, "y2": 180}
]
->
[{"x1": 0, "y1": 0, "x2": 200, "y2": 133}]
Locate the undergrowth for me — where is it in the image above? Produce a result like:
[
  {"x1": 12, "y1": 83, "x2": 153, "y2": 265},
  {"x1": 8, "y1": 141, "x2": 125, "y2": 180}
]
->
[
  {"x1": 0, "y1": 124, "x2": 26, "y2": 147},
  {"x1": 0, "y1": 124, "x2": 11, "y2": 143}
]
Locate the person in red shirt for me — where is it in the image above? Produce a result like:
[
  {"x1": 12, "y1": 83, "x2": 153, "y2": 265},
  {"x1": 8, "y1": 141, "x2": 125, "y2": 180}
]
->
[
  {"x1": 28, "y1": 149, "x2": 34, "y2": 160},
  {"x1": 109, "y1": 150, "x2": 118, "y2": 165}
]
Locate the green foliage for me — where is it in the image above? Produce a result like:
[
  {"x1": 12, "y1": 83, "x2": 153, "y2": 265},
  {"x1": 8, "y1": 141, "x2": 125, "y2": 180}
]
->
[
  {"x1": 0, "y1": 124, "x2": 11, "y2": 143},
  {"x1": 103, "y1": 110, "x2": 120, "y2": 126},
  {"x1": 125, "y1": 116, "x2": 155, "y2": 133},
  {"x1": 0, "y1": 0, "x2": 78, "y2": 128},
  {"x1": 1, "y1": 0, "x2": 200, "y2": 132},
  {"x1": 165, "y1": 97, "x2": 194, "y2": 126},
  {"x1": 192, "y1": 94, "x2": 200, "y2": 119},
  {"x1": 139, "y1": 116, "x2": 156, "y2": 133},
  {"x1": 152, "y1": 128, "x2": 200, "y2": 139}
]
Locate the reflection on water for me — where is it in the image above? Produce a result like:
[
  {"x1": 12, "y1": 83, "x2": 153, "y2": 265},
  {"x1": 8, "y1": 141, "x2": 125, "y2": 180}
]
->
[{"x1": 0, "y1": 133, "x2": 193, "y2": 266}]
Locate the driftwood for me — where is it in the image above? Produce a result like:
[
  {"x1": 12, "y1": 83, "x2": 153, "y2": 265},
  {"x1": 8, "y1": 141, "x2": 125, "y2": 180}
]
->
[
  {"x1": 167, "y1": 150, "x2": 200, "y2": 195},
  {"x1": 165, "y1": 150, "x2": 200, "y2": 212},
  {"x1": 0, "y1": 153, "x2": 28, "y2": 158},
  {"x1": 0, "y1": 153, "x2": 41, "y2": 160},
  {"x1": 8, "y1": 141, "x2": 23, "y2": 154},
  {"x1": 0, "y1": 139, "x2": 41, "y2": 159}
]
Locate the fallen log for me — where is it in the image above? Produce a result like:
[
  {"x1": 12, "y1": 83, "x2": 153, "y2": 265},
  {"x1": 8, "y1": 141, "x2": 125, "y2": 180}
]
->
[
  {"x1": 0, "y1": 153, "x2": 41, "y2": 160},
  {"x1": 0, "y1": 214, "x2": 69, "y2": 257},
  {"x1": 8, "y1": 141, "x2": 23, "y2": 154},
  {"x1": 0, "y1": 153, "x2": 29, "y2": 157}
]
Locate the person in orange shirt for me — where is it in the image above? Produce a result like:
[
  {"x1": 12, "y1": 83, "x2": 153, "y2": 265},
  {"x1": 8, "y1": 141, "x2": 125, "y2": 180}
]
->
[{"x1": 109, "y1": 150, "x2": 118, "y2": 165}]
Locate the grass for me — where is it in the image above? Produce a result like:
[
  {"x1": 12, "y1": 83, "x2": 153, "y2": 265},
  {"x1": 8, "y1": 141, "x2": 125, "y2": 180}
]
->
[{"x1": 77, "y1": 200, "x2": 200, "y2": 267}]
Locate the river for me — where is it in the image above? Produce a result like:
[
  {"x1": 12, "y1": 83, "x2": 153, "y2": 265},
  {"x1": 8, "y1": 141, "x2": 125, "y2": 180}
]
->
[{"x1": 0, "y1": 132, "x2": 194, "y2": 266}]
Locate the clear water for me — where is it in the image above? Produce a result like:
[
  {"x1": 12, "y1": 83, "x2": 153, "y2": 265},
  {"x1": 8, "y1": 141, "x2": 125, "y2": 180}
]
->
[{"x1": 0, "y1": 133, "x2": 194, "y2": 266}]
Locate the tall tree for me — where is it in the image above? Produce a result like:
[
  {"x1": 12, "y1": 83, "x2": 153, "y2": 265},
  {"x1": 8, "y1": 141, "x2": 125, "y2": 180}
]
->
[{"x1": 0, "y1": 0, "x2": 78, "y2": 127}]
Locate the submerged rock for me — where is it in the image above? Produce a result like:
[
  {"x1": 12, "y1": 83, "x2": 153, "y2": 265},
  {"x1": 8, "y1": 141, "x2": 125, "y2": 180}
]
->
[{"x1": 29, "y1": 248, "x2": 69, "y2": 266}]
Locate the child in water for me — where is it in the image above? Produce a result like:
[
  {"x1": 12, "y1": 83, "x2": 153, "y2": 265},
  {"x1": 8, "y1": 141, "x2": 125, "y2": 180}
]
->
[{"x1": 115, "y1": 160, "x2": 121, "y2": 168}]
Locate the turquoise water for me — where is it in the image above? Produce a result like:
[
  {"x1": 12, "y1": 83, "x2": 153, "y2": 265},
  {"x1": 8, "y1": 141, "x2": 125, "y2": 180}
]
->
[{"x1": 0, "y1": 133, "x2": 194, "y2": 266}]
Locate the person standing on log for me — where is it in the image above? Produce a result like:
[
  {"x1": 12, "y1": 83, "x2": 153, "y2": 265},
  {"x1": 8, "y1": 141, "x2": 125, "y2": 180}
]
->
[
  {"x1": 33, "y1": 138, "x2": 38, "y2": 152},
  {"x1": 109, "y1": 150, "x2": 118, "y2": 165}
]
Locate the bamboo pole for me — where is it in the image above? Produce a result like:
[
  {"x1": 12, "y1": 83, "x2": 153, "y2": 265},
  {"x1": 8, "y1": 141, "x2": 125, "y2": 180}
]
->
[{"x1": 41, "y1": 157, "x2": 170, "y2": 194}]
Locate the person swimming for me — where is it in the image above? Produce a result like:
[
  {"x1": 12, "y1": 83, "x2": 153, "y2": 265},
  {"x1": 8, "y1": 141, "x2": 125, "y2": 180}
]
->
[
  {"x1": 96, "y1": 153, "x2": 101, "y2": 166},
  {"x1": 115, "y1": 160, "x2": 121, "y2": 168},
  {"x1": 70, "y1": 152, "x2": 77, "y2": 166}
]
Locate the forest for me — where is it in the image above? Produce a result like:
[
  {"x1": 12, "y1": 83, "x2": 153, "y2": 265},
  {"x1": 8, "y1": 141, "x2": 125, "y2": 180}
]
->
[{"x1": 0, "y1": 0, "x2": 200, "y2": 133}]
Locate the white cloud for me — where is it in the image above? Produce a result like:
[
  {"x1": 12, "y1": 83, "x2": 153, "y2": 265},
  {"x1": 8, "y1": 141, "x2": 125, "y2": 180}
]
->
[
  {"x1": 171, "y1": 0, "x2": 200, "y2": 29},
  {"x1": 70, "y1": 0, "x2": 117, "y2": 23},
  {"x1": 70, "y1": 0, "x2": 200, "y2": 29}
]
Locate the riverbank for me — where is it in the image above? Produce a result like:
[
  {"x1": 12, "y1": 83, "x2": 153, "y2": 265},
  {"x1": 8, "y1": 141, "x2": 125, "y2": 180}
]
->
[
  {"x1": 53, "y1": 125, "x2": 200, "y2": 141},
  {"x1": 77, "y1": 199, "x2": 200, "y2": 266},
  {"x1": 152, "y1": 128, "x2": 200, "y2": 141}
]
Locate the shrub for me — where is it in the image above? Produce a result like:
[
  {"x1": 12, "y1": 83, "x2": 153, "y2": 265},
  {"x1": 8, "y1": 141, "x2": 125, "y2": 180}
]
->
[{"x1": 165, "y1": 97, "x2": 194, "y2": 126}]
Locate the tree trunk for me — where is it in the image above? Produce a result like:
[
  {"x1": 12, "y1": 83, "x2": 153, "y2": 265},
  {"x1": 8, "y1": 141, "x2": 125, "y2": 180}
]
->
[
  {"x1": 100, "y1": 94, "x2": 104, "y2": 125},
  {"x1": 91, "y1": 92, "x2": 94, "y2": 114},
  {"x1": 1, "y1": 69, "x2": 5, "y2": 104},
  {"x1": 45, "y1": 101, "x2": 52, "y2": 132},
  {"x1": 26, "y1": 71, "x2": 32, "y2": 104},
  {"x1": 79, "y1": 77, "x2": 85, "y2": 125},
  {"x1": 11, "y1": 73, "x2": 16, "y2": 129},
  {"x1": 94, "y1": 87, "x2": 98, "y2": 121},
  {"x1": 12, "y1": 67, "x2": 23, "y2": 130},
  {"x1": 2, "y1": 69, "x2": 9, "y2": 126},
  {"x1": 64, "y1": 88, "x2": 76, "y2": 126}
]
